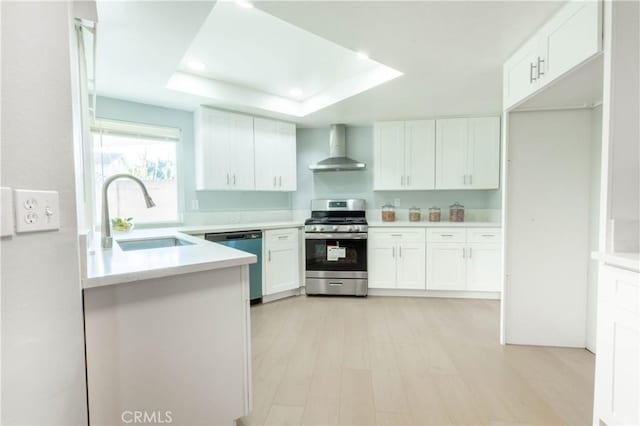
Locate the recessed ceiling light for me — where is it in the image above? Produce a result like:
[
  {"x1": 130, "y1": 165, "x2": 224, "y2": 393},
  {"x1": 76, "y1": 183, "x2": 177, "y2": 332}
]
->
[
  {"x1": 236, "y1": 0, "x2": 254, "y2": 9},
  {"x1": 357, "y1": 51, "x2": 369, "y2": 60},
  {"x1": 289, "y1": 88, "x2": 303, "y2": 97},
  {"x1": 186, "y1": 60, "x2": 205, "y2": 71}
]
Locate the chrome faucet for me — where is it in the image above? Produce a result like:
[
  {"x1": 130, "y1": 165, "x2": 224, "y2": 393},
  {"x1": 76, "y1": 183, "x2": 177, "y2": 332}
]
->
[{"x1": 101, "y1": 173, "x2": 155, "y2": 248}]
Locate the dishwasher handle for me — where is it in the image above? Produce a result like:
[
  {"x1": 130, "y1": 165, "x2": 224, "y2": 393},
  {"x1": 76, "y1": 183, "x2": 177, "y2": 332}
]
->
[{"x1": 205, "y1": 231, "x2": 262, "y2": 242}]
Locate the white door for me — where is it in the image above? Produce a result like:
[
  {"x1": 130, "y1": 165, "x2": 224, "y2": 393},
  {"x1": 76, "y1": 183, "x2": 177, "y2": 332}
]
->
[
  {"x1": 254, "y1": 118, "x2": 277, "y2": 190},
  {"x1": 427, "y1": 243, "x2": 466, "y2": 290},
  {"x1": 396, "y1": 241, "x2": 426, "y2": 290},
  {"x1": 405, "y1": 120, "x2": 436, "y2": 190},
  {"x1": 195, "y1": 108, "x2": 231, "y2": 190},
  {"x1": 276, "y1": 122, "x2": 297, "y2": 191},
  {"x1": 228, "y1": 112, "x2": 255, "y2": 190},
  {"x1": 435, "y1": 118, "x2": 468, "y2": 189},
  {"x1": 374, "y1": 122, "x2": 405, "y2": 190},
  {"x1": 466, "y1": 243, "x2": 501, "y2": 291},
  {"x1": 467, "y1": 117, "x2": 500, "y2": 189},
  {"x1": 368, "y1": 240, "x2": 397, "y2": 289}
]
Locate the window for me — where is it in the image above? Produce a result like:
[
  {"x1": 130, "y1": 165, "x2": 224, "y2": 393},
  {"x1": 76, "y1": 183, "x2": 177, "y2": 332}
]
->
[{"x1": 92, "y1": 119, "x2": 180, "y2": 225}]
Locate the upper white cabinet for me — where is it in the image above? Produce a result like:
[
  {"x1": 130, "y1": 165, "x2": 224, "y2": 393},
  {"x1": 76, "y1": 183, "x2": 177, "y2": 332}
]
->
[
  {"x1": 374, "y1": 120, "x2": 436, "y2": 190},
  {"x1": 254, "y1": 118, "x2": 297, "y2": 192},
  {"x1": 435, "y1": 117, "x2": 501, "y2": 190},
  {"x1": 503, "y1": 0, "x2": 602, "y2": 110},
  {"x1": 195, "y1": 108, "x2": 296, "y2": 192},
  {"x1": 195, "y1": 108, "x2": 255, "y2": 190}
]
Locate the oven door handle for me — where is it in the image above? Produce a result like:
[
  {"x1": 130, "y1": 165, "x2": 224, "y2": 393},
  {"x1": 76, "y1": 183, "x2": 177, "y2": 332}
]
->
[{"x1": 304, "y1": 233, "x2": 368, "y2": 240}]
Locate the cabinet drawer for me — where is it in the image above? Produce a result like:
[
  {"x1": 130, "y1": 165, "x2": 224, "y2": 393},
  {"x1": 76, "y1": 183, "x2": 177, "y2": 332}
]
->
[
  {"x1": 369, "y1": 228, "x2": 426, "y2": 241},
  {"x1": 467, "y1": 228, "x2": 502, "y2": 243},
  {"x1": 265, "y1": 228, "x2": 299, "y2": 245},
  {"x1": 427, "y1": 228, "x2": 466, "y2": 243}
]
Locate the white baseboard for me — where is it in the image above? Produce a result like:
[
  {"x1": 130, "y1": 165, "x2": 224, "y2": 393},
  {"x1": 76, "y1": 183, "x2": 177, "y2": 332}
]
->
[
  {"x1": 367, "y1": 288, "x2": 501, "y2": 300},
  {"x1": 262, "y1": 287, "x2": 302, "y2": 303}
]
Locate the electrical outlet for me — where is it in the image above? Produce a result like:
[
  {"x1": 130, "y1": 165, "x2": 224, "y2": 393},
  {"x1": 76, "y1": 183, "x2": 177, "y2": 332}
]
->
[{"x1": 14, "y1": 189, "x2": 60, "y2": 233}]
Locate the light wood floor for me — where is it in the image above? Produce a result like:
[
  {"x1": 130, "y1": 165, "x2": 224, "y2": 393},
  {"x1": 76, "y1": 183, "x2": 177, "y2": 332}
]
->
[{"x1": 239, "y1": 296, "x2": 594, "y2": 426}]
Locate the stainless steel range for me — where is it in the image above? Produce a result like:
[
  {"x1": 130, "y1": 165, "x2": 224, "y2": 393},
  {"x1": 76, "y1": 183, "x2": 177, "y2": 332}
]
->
[{"x1": 304, "y1": 199, "x2": 368, "y2": 296}]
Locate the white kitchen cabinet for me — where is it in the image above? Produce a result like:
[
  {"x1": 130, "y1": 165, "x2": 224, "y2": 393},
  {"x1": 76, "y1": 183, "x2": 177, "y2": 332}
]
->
[
  {"x1": 435, "y1": 117, "x2": 501, "y2": 190},
  {"x1": 368, "y1": 229, "x2": 426, "y2": 289},
  {"x1": 427, "y1": 228, "x2": 502, "y2": 292},
  {"x1": 374, "y1": 120, "x2": 435, "y2": 191},
  {"x1": 594, "y1": 264, "x2": 639, "y2": 426},
  {"x1": 254, "y1": 118, "x2": 297, "y2": 191},
  {"x1": 195, "y1": 107, "x2": 255, "y2": 190},
  {"x1": 427, "y1": 243, "x2": 467, "y2": 290},
  {"x1": 503, "y1": 0, "x2": 602, "y2": 109},
  {"x1": 264, "y1": 228, "x2": 300, "y2": 295}
]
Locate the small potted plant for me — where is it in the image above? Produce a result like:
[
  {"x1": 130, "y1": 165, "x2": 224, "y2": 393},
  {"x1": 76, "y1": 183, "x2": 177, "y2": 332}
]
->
[{"x1": 111, "y1": 217, "x2": 134, "y2": 232}]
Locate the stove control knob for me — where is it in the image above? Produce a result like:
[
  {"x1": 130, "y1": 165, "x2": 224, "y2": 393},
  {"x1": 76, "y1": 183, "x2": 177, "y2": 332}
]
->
[
  {"x1": 332, "y1": 226, "x2": 339, "y2": 231},
  {"x1": 314, "y1": 226, "x2": 321, "y2": 232},
  {"x1": 348, "y1": 226, "x2": 355, "y2": 232}
]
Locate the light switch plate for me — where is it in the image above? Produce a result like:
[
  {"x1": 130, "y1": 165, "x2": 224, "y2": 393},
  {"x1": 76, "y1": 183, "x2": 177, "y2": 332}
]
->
[
  {"x1": 14, "y1": 189, "x2": 60, "y2": 233},
  {"x1": 1, "y1": 187, "x2": 15, "y2": 237}
]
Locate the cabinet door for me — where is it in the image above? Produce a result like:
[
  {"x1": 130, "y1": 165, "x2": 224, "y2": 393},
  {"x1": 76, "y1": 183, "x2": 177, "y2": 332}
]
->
[
  {"x1": 374, "y1": 122, "x2": 405, "y2": 190},
  {"x1": 435, "y1": 118, "x2": 468, "y2": 190},
  {"x1": 254, "y1": 118, "x2": 278, "y2": 191},
  {"x1": 368, "y1": 239, "x2": 397, "y2": 289},
  {"x1": 427, "y1": 243, "x2": 466, "y2": 290},
  {"x1": 466, "y1": 243, "x2": 501, "y2": 292},
  {"x1": 195, "y1": 108, "x2": 232, "y2": 190},
  {"x1": 467, "y1": 117, "x2": 500, "y2": 189},
  {"x1": 502, "y1": 41, "x2": 541, "y2": 110},
  {"x1": 276, "y1": 122, "x2": 297, "y2": 191},
  {"x1": 264, "y1": 229, "x2": 299, "y2": 295},
  {"x1": 396, "y1": 241, "x2": 426, "y2": 290},
  {"x1": 542, "y1": 0, "x2": 602, "y2": 83},
  {"x1": 228, "y1": 112, "x2": 255, "y2": 190},
  {"x1": 405, "y1": 120, "x2": 435, "y2": 190}
]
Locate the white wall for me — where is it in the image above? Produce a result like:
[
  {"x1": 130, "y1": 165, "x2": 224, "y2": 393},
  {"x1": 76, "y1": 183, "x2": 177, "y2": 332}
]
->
[
  {"x1": 586, "y1": 105, "x2": 602, "y2": 353},
  {"x1": 504, "y1": 109, "x2": 593, "y2": 347},
  {"x1": 1, "y1": 2, "x2": 88, "y2": 424}
]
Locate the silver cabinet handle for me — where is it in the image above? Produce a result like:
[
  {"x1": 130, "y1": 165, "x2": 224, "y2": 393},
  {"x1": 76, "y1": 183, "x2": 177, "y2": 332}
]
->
[
  {"x1": 440, "y1": 234, "x2": 454, "y2": 237},
  {"x1": 233, "y1": 174, "x2": 236, "y2": 185},
  {"x1": 268, "y1": 250, "x2": 271, "y2": 262},
  {"x1": 278, "y1": 235, "x2": 288, "y2": 240},
  {"x1": 469, "y1": 174, "x2": 472, "y2": 185},
  {"x1": 226, "y1": 173, "x2": 230, "y2": 185},
  {"x1": 392, "y1": 246, "x2": 395, "y2": 258},
  {"x1": 328, "y1": 282, "x2": 343, "y2": 287},
  {"x1": 530, "y1": 62, "x2": 538, "y2": 83},
  {"x1": 401, "y1": 176, "x2": 405, "y2": 186},
  {"x1": 391, "y1": 234, "x2": 402, "y2": 237},
  {"x1": 462, "y1": 247, "x2": 466, "y2": 259},
  {"x1": 481, "y1": 234, "x2": 495, "y2": 237},
  {"x1": 273, "y1": 176, "x2": 276, "y2": 187},
  {"x1": 406, "y1": 175, "x2": 410, "y2": 186},
  {"x1": 537, "y1": 56, "x2": 545, "y2": 78},
  {"x1": 469, "y1": 247, "x2": 472, "y2": 258},
  {"x1": 463, "y1": 175, "x2": 467, "y2": 184},
  {"x1": 399, "y1": 246, "x2": 402, "y2": 258},
  {"x1": 279, "y1": 176, "x2": 282, "y2": 187}
]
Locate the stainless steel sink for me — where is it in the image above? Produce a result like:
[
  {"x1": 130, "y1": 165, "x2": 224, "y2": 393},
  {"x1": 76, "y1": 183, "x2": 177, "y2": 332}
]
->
[{"x1": 117, "y1": 237, "x2": 195, "y2": 252}]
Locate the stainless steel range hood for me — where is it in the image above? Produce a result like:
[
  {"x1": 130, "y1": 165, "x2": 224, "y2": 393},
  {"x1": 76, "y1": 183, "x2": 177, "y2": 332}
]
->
[{"x1": 309, "y1": 124, "x2": 366, "y2": 172}]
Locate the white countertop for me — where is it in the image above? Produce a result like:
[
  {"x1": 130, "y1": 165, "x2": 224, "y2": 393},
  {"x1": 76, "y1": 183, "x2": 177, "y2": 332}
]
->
[
  {"x1": 591, "y1": 251, "x2": 640, "y2": 272},
  {"x1": 83, "y1": 221, "x2": 303, "y2": 289},
  {"x1": 178, "y1": 221, "x2": 304, "y2": 235},
  {"x1": 368, "y1": 221, "x2": 501, "y2": 228},
  {"x1": 84, "y1": 229, "x2": 256, "y2": 289}
]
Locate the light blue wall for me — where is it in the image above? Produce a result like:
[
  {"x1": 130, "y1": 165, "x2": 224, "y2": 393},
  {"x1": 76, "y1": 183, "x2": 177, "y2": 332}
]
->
[
  {"x1": 294, "y1": 127, "x2": 501, "y2": 211},
  {"x1": 95, "y1": 97, "x2": 292, "y2": 213}
]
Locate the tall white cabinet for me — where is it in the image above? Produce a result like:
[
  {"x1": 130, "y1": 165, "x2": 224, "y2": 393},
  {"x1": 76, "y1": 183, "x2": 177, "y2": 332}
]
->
[
  {"x1": 254, "y1": 118, "x2": 297, "y2": 191},
  {"x1": 435, "y1": 117, "x2": 501, "y2": 190},
  {"x1": 373, "y1": 120, "x2": 436, "y2": 190},
  {"x1": 194, "y1": 107, "x2": 296, "y2": 192}
]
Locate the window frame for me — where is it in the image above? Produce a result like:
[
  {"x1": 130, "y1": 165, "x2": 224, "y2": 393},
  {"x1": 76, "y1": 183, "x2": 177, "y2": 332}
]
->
[{"x1": 90, "y1": 118, "x2": 184, "y2": 228}]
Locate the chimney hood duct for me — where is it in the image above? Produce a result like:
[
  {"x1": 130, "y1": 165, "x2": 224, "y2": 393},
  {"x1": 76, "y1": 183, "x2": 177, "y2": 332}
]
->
[{"x1": 309, "y1": 124, "x2": 366, "y2": 172}]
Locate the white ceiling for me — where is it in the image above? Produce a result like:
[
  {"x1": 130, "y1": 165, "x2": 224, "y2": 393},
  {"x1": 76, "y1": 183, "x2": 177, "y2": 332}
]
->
[{"x1": 96, "y1": 0, "x2": 565, "y2": 127}]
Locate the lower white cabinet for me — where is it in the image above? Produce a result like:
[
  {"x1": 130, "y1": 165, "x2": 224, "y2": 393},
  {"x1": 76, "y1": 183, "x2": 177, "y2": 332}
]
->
[
  {"x1": 264, "y1": 228, "x2": 300, "y2": 295},
  {"x1": 593, "y1": 264, "x2": 639, "y2": 426},
  {"x1": 427, "y1": 228, "x2": 502, "y2": 292},
  {"x1": 368, "y1": 229, "x2": 426, "y2": 290}
]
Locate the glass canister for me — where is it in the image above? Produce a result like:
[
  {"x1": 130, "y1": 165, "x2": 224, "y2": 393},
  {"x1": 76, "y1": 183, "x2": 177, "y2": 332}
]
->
[
  {"x1": 381, "y1": 203, "x2": 396, "y2": 222},
  {"x1": 428, "y1": 206, "x2": 441, "y2": 222},
  {"x1": 409, "y1": 206, "x2": 421, "y2": 222},
  {"x1": 449, "y1": 202, "x2": 465, "y2": 222}
]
